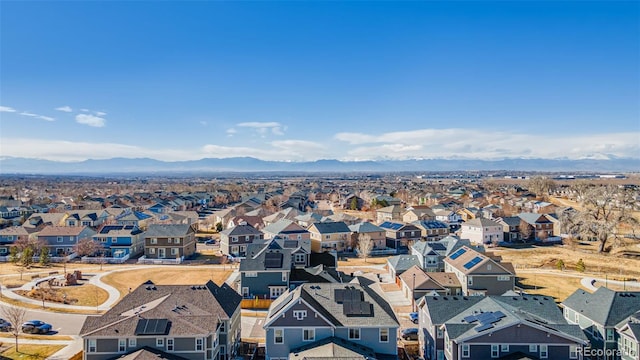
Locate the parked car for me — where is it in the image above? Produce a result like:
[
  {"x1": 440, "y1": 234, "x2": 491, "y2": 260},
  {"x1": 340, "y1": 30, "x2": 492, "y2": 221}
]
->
[
  {"x1": 205, "y1": 239, "x2": 215, "y2": 245},
  {"x1": 0, "y1": 319, "x2": 11, "y2": 332},
  {"x1": 409, "y1": 312, "x2": 419, "y2": 324},
  {"x1": 401, "y1": 328, "x2": 419, "y2": 341},
  {"x1": 21, "y1": 320, "x2": 52, "y2": 334}
]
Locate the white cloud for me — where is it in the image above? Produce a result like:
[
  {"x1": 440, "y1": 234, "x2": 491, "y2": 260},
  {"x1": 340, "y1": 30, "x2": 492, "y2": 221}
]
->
[
  {"x1": 95, "y1": 111, "x2": 107, "y2": 116},
  {"x1": 20, "y1": 111, "x2": 38, "y2": 117},
  {"x1": 0, "y1": 106, "x2": 16, "y2": 113},
  {"x1": 226, "y1": 128, "x2": 237, "y2": 137},
  {"x1": 16, "y1": 111, "x2": 55, "y2": 121},
  {"x1": 80, "y1": 109, "x2": 90, "y2": 112},
  {"x1": 235, "y1": 121, "x2": 285, "y2": 137},
  {"x1": 37, "y1": 115, "x2": 55, "y2": 122},
  {"x1": 55, "y1": 106, "x2": 73, "y2": 112},
  {"x1": 75, "y1": 114, "x2": 106, "y2": 127}
]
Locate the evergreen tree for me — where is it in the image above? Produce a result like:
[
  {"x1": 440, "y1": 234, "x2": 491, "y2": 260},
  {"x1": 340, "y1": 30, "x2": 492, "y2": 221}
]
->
[
  {"x1": 39, "y1": 248, "x2": 50, "y2": 266},
  {"x1": 576, "y1": 258, "x2": 586, "y2": 273}
]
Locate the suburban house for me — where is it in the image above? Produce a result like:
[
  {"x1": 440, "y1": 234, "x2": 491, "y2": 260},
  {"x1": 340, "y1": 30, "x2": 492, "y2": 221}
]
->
[
  {"x1": 23, "y1": 212, "x2": 68, "y2": 231},
  {"x1": 143, "y1": 224, "x2": 197, "y2": 260},
  {"x1": 37, "y1": 225, "x2": 96, "y2": 256},
  {"x1": 411, "y1": 236, "x2": 475, "y2": 272},
  {"x1": 0, "y1": 226, "x2": 30, "y2": 255},
  {"x1": 443, "y1": 246, "x2": 515, "y2": 296},
  {"x1": 433, "y1": 209, "x2": 462, "y2": 231},
  {"x1": 399, "y1": 265, "x2": 462, "y2": 303},
  {"x1": 403, "y1": 207, "x2": 436, "y2": 223},
  {"x1": 495, "y1": 216, "x2": 523, "y2": 243},
  {"x1": 341, "y1": 194, "x2": 365, "y2": 210},
  {"x1": 412, "y1": 220, "x2": 450, "y2": 241},
  {"x1": 80, "y1": 280, "x2": 242, "y2": 360},
  {"x1": 115, "y1": 210, "x2": 153, "y2": 229},
  {"x1": 459, "y1": 218, "x2": 503, "y2": 246},
  {"x1": 387, "y1": 255, "x2": 421, "y2": 280},
  {"x1": 379, "y1": 221, "x2": 422, "y2": 249},
  {"x1": 263, "y1": 281, "x2": 399, "y2": 360},
  {"x1": 617, "y1": 319, "x2": 640, "y2": 360},
  {"x1": 92, "y1": 225, "x2": 145, "y2": 258},
  {"x1": 418, "y1": 294, "x2": 589, "y2": 360},
  {"x1": 349, "y1": 221, "x2": 387, "y2": 251},
  {"x1": 65, "y1": 210, "x2": 109, "y2": 227},
  {"x1": 226, "y1": 215, "x2": 265, "y2": 230},
  {"x1": 219, "y1": 223, "x2": 264, "y2": 258},
  {"x1": 261, "y1": 219, "x2": 310, "y2": 241},
  {"x1": 562, "y1": 287, "x2": 640, "y2": 358},
  {"x1": 308, "y1": 221, "x2": 351, "y2": 253},
  {"x1": 239, "y1": 242, "x2": 291, "y2": 299},
  {"x1": 376, "y1": 205, "x2": 404, "y2": 223},
  {"x1": 518, "y1": 212, "x2": 555, "y2": 242}
]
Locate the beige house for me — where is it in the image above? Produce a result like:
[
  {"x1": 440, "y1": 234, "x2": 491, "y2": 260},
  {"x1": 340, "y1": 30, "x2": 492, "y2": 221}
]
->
[
  {"x1": 460, "y1": 218, "x2": 503, "y2": 245},
  {"x1": 308, "y1": 221, "x2": 351, "y2": 252},
  {"x1": 376, "y1": 205, "x2": 404, "y2": 223}
]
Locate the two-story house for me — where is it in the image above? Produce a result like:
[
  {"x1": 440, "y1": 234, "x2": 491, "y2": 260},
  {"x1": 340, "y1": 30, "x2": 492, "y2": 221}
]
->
[
  {"x1": 261, "y1": 219, "x2": 310, "y2": 242},
  {"x1": 379, "y1": 221, "x2": 422, "y2": 250},
  {"x1": 459, "y1": 218, "x2": 503, "y2": 246},
  {"x1": 0, "y1": 226, "x2": 30, "y2": 255},
  {"x1": 80, "y1": 280, "x2": 242, "y2": 360},
  {"x1": 349, "y1": 221, "x2": 386, "y2": 250},
  {"x1": 65, "y1": 210, "x2": 109, "y2": 227},
  {"x1": 562, "y1": 287, "x2": 640, "y2": 358},
  {"x1": 412, "y1": 220, "x2": 450, "y2": 241},
  {"x1": 239, "y1": 243, "x2": 291, "y2": 299},
  {"x1": 308, "y1": 221, "x2": 351, "y2": 253},
  {"x1": 402, "y1": 207, "x2": 436, "y2": 223},
  {"x1": 38, "y1": 225, "x2": 96, "y2": 256},
  {"x1": 264, "y1": 281, "x2": 399, "y2": 360},
  {"x1": 219, "y1": 223, "x2": 264, "y2": 258},
  {"x1": 143, "y1": 224, "x2": 197, "y2": 260},
  {"x1": 399, "y1": 265, "x2": 462, "y2": 303},
  {"x1": 418, "y1": 295, "x2": 589, "y2": 360},
  {"x1": 411, "y1": 236, "x2": 475, "y2": 272},
  {"x1": 443, "y1": 246, "x2": 515, "y2": 296},
  {"x1": 518, "y1": 212, "x2": 555, "y2": 242},
  {"x1": 92, "y1": 225, "x2": 144, "y2": 258},
  {"x1": 376, "y1": 205, "x2": 404, "y2": 223},
  {"x1": 495, "y1": 216, "x2": 522, "y2": 243}
]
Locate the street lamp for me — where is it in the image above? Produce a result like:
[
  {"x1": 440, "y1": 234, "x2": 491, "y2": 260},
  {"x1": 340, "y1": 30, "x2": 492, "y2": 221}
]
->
[{"x1": 412, "y1": 273, "x2": 416, "y2": 312}]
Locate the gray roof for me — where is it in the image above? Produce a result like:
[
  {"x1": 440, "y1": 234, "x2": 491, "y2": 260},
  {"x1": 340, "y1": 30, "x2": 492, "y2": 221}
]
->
[
  {"x1": 267, "y1": 283, "x2": 399, "y2": 328},
  {"x1": 144, "y1": 224, "x2": 193, "y2": 238},
  {"x1": 239, "y1": 246, "x2": 292, "y2": 272},
  {"x1": 387, "y1": 255, "x2": 421, "y2": 272},
  {"x1": 311, "y1": 221, "x2": 351, "y2": 234},
  {"x1": 349, "y1": 222, "x2": 384, "y2": 233},
  {"x1": 412, "y1": 220, "x2": 449, "y2": 230},
  {"x1": 262, "y1": 219, "x2": 307, "y2": 235},
  {"x1": 563, "y1": 287, "x2": 640, "y2": 326},
  {"x1": 80, "y1": 280, "x2": 241, "y2": 337},
  {"x1": 464, "y1": 218, "x2": 501, "y2": 228},
  {"x1": 116, "y1": 346, "x2": 189, "y2": 360},
  {"x1": 288, "y1": 336, "x2": 375, "y2": 360},
  {"x1": 412, "y1": 236, "x2": 470, "y2": 257},
  {"x1": 518, "y1": 212, "x2": 552, "y2": 225},
  {"x1": 423, "y1": 295, "x2": 588, "y2": 343},
  {"x1": 220, "y1": 224, "x2": 263, "y2": 236},
  {"x1": 497, "y1": 216, "x2": 522, "y2": 227}
]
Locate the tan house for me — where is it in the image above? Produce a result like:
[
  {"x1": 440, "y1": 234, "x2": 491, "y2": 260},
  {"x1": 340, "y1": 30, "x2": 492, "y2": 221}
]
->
[
  {"x1": 348, "y1": 221, "x2": 386, "y2": 250},
  {"x1": 376, "y1": 205, "x2": 403, "y2": 223},
  {"x1": 308, "y1": 221, "x2": 351, "y2": 252},
  {"x1": 143, "y1": 224, "x2": 197, "y2": 259},
  {"x1": 402, "y1": 207, "x2": 436, "y2": 223}
]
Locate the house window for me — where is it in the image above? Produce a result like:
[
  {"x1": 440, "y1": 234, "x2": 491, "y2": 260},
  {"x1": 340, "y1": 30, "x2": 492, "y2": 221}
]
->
[
  {"x1": 467, "y1": 276, "x2": 473, "y2": 285},
  {"x1": 171, "y1": 248, "x2": 178, "y2": 255},
  {"x1": 570, "y1": 345, "x2": 578, "y2": 359},
  {"x1": 491, "y1": 344, "x2": 499, "y2": 358},
  {"x1": 118, "y1": 339, "x2": 126, "y2": 352},
  {"x1": 437, "y1": 350, "x2": 444, "y2": 360},
  {"x1": 156, "y1": 338, "x2": 164, "y2": 347},
  {"x1": 167, "y1": 338, "x2": 174, "y2": 351},
  {"x1": 219, "y1": 346, "x2": 226, "y2": 360},
  {"x1": 151, "y1": 238, "x2": 157, "y2": 244},
  {"x1": 501, "y1": 344, "x2": 509, "y2": 352},
  {"x1": 461, "y1": 344, "x2": 470, "y2": 358},
  {"x1": 239, "y1": 245, "x2": 246, "y2": 253},
  {"x1": 497, "y1": 275, "x2": 510, "y2": 281},
  {"x1": 274, "y1": 329, "x2": 284, "y2": 344},
  {"x1": 540, "y1": 345, "x2": 548, "y2": 358},
  {"x1": 437, "y1": 328, "x2": 444, "y2": 338},
  {"x1": 348, "y1": 328, "x2": 360, "y2": 340},
  {"x1": 174, "y1": 238, "x2": 180, "y2": 244},
  {"x1": 245, "y1": 271, "x2": 257, "y2": 278},
  {"x1": 487, "y1": 264, "x2": 492, "y2": 270},
  {"x1": 111, "y1": 238, "x2": 117, "y2": 243},
  {"x1": 128, "y1": 338, "x2": 136, "y2": 347},
  {"x1": 293, "y1": 310, "x2": 307, "y2": 320},
  {"x1": 88, "y1": 339, "x2": 97, "y2": 352},
  {"x1": 220, "y1": 321, "x2": 226, "y2": 333},
  {"x1": 270, "y1": 287, "x2": 286, "y2": 299},
  {"x1": 57, "y1": 236, "x2": 63, "y2": 243},
  {"x1": 295, "y1": 254, "x2": 305, "y2": 263},
  {"x1": 606, "y1": 328, "x2": 614, "y2": 341},
  {"x1": 101, "y1": 238, "x2": 107, "y2": 242},
  {"x1": 529, "y1": 344, "x2": 537, "y2": 352},
  {"x1": 380, "y1": 328, "x2": 389, "y2": 343},
  {"x1": 303, "y1": 328, "x2": 315, "y2": 341},
  {"x1": 149, "y1": 248, "x2": 155, "y2": 254},
  {"x1": 167, "y1": 238, "x2": 172, "y2": 244},
  {"x1": 282, "y1": 272, "x2": 288, "y2": 282},
  {"x1": 196, "y1": 338, "x2": 204, "y2": 351}
]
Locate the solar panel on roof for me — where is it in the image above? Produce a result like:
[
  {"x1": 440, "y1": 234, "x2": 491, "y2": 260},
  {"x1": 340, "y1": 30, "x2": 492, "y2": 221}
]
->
[
  {"x1": 476, "y1": 323, "x2": 494, "y2": 332},
  {"x1": 271, "y1": 292, "x2": 294, "y2": 315},
  {"x1": 265, "y1": 252, "x2": 283, "y2": 268},
  {"x1": 430, "y1": 243, "x2": 446, "y2": 251},
  {"x1": 450, "y1": 248, "x2": 467, "y2": 260},
  {"x1": 494, "y1": 311, "x2": 506, "y2": 319},
  {"x1": 134, "y1": 318, "x2": 170, "y2": 335},
  {"x1": 463, "y1": 256, "x2": 483, "y2": 269}
]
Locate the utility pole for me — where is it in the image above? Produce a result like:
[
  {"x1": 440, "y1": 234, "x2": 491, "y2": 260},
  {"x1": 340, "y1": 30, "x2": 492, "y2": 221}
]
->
[{"x1": 412, "y1": 273, "x2": 416, "y2": 312}]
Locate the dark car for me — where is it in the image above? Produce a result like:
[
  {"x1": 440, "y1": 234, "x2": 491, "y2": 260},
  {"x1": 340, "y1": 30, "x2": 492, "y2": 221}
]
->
[
  {"x1": 409, "y1": 312, "x2": 419, "y2": 324},
  {"x1": 0, "y1": 318, "x2": 11, "y2": 332},
  {"x1": 401, "y1": 328, "x2": 419, "y2": 341},
  {"x1": 205, "y1": 239, "x2": 215, "y2": 245},
  {"x1": 21, "y1": 320, "x2": 52, "y2": 334}
]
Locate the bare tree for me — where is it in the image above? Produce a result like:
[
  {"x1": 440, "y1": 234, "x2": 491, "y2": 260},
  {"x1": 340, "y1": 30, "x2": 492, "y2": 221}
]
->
[
  {"x1": 73, "y1": 238, "x2": 103, "y2": 257},
  {"x1": 357, "y1": 233, "x2": 373, "y2": 263},
  {"x1": 519, "y1": 220, "x2": 533, "y2": 241},
  {"x1": 527, "y1": 176, "x2": 556, "y2": 200},
  {"x1": 2, "y1": 305, "x2": 26, "y2": 352},
  {"x1": 563, "y1": 185, "x2": 638, "y2": 253}
]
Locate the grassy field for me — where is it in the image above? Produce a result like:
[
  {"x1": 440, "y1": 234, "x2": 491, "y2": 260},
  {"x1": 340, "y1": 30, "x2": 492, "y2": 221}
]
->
[
  {"x1": 0, "y1": 344, "x2": 65, "y2": 359},
  {"x1": 58, "y1": 283, "x2": 110, "y2": 307},
  {"x1": 0, "y1": 333, "x2": 73, "y2": 341},
  {"x1": 516, "y1": 274, "x2": 587, "y2": 302},
  {"x1": 101, "y1": 267, "x2": 233, "y2": 298}
]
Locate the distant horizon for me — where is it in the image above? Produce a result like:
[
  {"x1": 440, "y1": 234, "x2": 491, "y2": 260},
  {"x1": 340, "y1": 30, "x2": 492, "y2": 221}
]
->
[{"x1": 1, "y1": 1, "x2": 638, "y2": 162}]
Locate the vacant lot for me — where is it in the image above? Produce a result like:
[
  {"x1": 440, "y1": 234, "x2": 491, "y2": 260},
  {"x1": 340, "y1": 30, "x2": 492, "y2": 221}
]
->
[
  {"x1": 101, "y1": 267, "x2": 233, "y2": 298},
  {"x1": 516, "y1": 273, "x2": 587, "y2": 302},
  {"x1": 0, "y1": 344, "x2": 65, "y2": 359}
]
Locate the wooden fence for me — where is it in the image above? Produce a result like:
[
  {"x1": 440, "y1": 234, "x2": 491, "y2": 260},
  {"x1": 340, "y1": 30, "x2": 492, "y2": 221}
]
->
[{"x1": 241, "y1": 298, "x2": 273, "y2": 309}]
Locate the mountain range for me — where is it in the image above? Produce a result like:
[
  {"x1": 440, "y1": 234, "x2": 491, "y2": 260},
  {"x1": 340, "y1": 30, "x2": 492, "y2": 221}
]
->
[{"x1": 0, "y1": 157, "x2": 638, "y2": 174}]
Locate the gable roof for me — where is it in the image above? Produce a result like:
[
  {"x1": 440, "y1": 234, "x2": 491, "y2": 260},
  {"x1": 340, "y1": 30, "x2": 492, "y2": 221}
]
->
[
  {"x1": 349, "y1": 222, "x2": 384, "y2": 233},
  {"x1": 80, "y1": 280, "x2": 241, "y2": 337},
  {"x1": 144, "y1": 224, "x2": 194, "y2": 238},
  {"x1": 444, "y1": 246, "x2": 514, "y2": 275},
  {"x1": 310, "y1": 221, "x2": 351, "y2": 234},
  {"x1": 262, "y1": 219, "x2": 307, "y2": 235},
  {"x1": 563, "y1": 287, "x2": 640, "y2": 326},
  {"x1": 387, "y1": 255, "x2": 421, "y2": 272},
  {"x1": 220, "y1": 224, "x2": 263, "y2": 237}
]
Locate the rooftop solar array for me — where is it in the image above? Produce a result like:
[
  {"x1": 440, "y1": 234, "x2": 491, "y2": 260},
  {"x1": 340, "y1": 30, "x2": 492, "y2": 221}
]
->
[
  {"x1": 450, "y1": 248, "x2": 467, "y2": 260},
  {"x1": 463, "y1": 256, "x2": 483, "y2": 269},
  {"x1": 265, "y1": 252, "x2": 284, "y2": 268},
  {"x1": 335, "y1": 286, "x2": 373, "y2": 317},
  {"x1": 430, "y1": 243, "x2": 447, "y2": 251},
  {"x1": 380, "y1": 222, "x2": 403, "y2": 230},
  {"x1": 134, "y1": 318, "x2": 170, "y2": 335},
  {"x1": 463, "y1": 311, "x2": 506, "y2": 332},
  {"x1": 100, "y1": 225, "x2": 137, "y2": 234}
]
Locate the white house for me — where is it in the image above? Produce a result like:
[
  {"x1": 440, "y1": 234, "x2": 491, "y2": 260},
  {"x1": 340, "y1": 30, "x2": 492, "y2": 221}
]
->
[{"x1": 459, "y1": 218, "x2": 503, "y2": 245}]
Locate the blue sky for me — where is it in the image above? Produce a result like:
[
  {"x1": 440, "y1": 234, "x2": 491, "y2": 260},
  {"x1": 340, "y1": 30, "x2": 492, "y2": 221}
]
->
[{"x1": 1, "y1": 1, "x2": 638, "y2": 162}]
